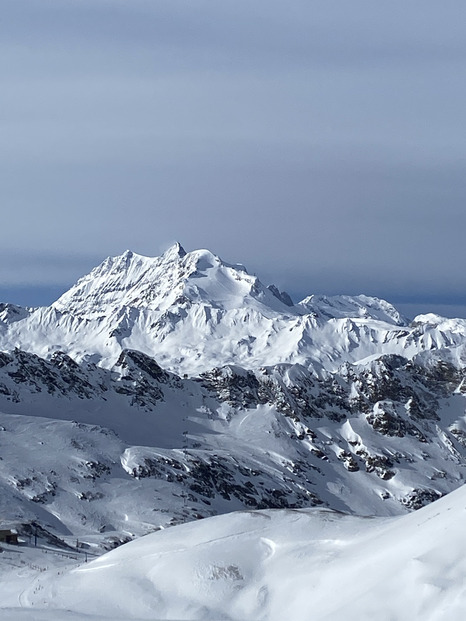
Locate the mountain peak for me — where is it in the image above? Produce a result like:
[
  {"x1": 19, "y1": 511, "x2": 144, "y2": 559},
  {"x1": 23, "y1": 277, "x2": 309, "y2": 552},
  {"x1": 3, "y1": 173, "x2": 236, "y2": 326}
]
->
[
  {"x1": 162, "y1": 242, "x2": 186, "y2": 261},
  {"x1": 48, "y1": 244, "x2": 297, "y2": 332},
  {"x1": 7, "y1": 243, "x2": 464, "y2": 378}
]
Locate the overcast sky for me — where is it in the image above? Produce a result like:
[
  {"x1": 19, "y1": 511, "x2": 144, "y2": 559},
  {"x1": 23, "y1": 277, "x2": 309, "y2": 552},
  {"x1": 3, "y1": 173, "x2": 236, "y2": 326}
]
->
[{"x1": 2, "y1": 0, "x2": 466, "y2": 318}]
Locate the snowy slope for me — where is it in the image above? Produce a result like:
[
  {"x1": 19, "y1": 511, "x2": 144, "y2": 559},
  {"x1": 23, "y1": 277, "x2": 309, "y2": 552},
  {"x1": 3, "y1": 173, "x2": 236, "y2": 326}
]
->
[
  {"x1": 2, "y1": 484, "x2": 466, "y2": 621},
  {"x1": 1, "y1": 244, "x2": 465, "y2": 375},
  {"x1": 0, "y1": 245, "x2": 465, "y2": 548},
  {"x1": 0, "y1": 345, "x2": 465, "y2": 550},
  {"x1": 1, "y1": 245, "x2": 466, "y2": 619}
]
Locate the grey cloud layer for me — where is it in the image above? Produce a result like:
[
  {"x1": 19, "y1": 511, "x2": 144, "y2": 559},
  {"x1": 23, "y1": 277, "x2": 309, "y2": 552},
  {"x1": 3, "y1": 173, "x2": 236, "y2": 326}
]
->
[{"x1": 1, "y1": 0, "x2": 466, "y2": 315}]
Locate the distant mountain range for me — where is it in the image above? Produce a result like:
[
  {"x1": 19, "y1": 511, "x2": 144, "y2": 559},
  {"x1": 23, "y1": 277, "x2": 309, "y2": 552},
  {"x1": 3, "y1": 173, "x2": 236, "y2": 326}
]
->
[{"x1": 0, "y1": 244, "x2": 465, "y2": 551}]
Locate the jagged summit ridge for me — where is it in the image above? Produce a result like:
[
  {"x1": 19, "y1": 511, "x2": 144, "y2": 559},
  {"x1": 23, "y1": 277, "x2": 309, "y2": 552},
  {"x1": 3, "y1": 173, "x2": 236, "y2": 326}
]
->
[
  {"x1": 52, "y1": 244, "x2": 291, "y2": 318},
  {"x1": 51, "y1": 244, "x2": 405, "y2": 323},
  {"x1": 0, "y1": 244, "x2": 465, "y2": 375},
  {"x1": 162, "y1": 241, "x2": 187, "y2": 260}
]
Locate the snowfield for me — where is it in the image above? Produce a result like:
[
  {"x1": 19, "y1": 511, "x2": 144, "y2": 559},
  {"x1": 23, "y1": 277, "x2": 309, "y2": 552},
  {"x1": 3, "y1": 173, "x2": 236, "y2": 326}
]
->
[{"x1": 2, "y1": 484, "x2": 466, "y2": 620}]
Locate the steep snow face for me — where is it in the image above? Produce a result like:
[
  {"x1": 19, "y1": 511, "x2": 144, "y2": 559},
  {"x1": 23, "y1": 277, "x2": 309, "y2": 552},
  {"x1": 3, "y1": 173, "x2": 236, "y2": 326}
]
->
[
  {"x1": 0, "y1": 244, "x2": 466, "y2": 376},
  {"x1": 5, "y1": 485, "x2": 466, "y2": 621},
  {"x1": 52, "y1": 244, "x2": 287, "y2": 317}
]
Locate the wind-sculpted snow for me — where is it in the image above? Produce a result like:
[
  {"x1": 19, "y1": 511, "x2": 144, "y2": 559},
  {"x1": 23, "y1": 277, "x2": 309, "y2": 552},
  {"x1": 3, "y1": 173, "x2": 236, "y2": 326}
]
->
[{"x1": 3, "y1": 486, "x2": 466, "y2": 621}]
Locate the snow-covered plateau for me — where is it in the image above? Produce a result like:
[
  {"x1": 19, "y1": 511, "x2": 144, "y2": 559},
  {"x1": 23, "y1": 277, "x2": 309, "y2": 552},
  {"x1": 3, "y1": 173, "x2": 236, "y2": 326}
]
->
[{"x1": 0, "y1": 244, "x2": 466, "y2": 619}]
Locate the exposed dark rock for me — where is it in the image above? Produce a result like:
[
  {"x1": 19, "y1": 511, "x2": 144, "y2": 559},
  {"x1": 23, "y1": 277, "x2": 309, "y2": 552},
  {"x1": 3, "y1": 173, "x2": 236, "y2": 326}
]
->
[
  {"x1": 200, "y1": 366, "x2": 264, "y2": 409},
  {"x1": 267, "y1": 285, "x2": 294, "y2": 307},
  {"x1": 366, "y1": 405, "x2": 427, "y2": 442},
  {"x1": 356, "y1": 450, "x2": 396, "y2": 480},
  {"x1": 338, "y1": 450, "x2": 360, "y2": 472},
  {"x1": 401, "y1": 488, "x2": 443, "y2": 510}
]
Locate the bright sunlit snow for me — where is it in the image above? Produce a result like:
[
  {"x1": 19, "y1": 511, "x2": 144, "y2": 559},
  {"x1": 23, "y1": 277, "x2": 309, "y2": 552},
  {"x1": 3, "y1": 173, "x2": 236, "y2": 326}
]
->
[
  {"x1": 1, "y1": 245, "x2": 465, "y2": 375},
  {"x1": 2, "y1": 486, "x2": 466, "y2": 620},
  {"x1": 1, "y1": 245, "x2": 466, "y2": 620}
]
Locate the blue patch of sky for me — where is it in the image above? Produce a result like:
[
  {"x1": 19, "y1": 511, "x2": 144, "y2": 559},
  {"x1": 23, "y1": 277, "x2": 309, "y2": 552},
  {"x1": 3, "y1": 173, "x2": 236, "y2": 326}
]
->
[{"x1": 0, "y1": 286, "x2": 67, "y2": 308}]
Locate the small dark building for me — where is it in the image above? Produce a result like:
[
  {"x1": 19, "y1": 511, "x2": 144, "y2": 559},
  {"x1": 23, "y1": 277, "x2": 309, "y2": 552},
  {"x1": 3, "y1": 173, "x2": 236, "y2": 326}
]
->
[{"x1": 0, "y1": 529, "x2": 18, "y2": 544}]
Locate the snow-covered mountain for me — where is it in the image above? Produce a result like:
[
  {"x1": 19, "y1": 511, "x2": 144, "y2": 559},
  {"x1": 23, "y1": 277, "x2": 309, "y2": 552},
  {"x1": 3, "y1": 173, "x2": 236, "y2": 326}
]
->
[
  {"x1": 0, "y1": 244, "x2": 465, "y2": 553},
  {"x1": 2, "y1": 244, "x2": 465, "y2": 375}
]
